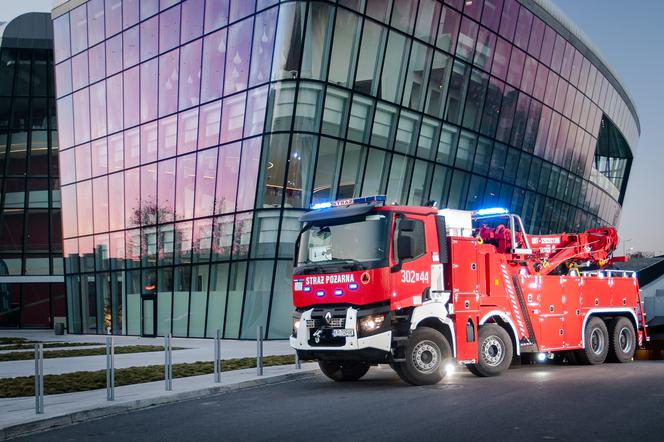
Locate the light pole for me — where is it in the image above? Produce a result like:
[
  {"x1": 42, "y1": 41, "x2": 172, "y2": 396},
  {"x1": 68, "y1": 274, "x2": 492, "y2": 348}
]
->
[{"x1": 622, "y1": 238, "x2": 632, "y2": 257}]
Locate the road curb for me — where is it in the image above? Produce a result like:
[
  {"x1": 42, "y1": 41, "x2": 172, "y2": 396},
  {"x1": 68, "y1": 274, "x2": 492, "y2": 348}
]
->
[{"x1": 1, "y1": 370, "x2": 317, "y2": 440}]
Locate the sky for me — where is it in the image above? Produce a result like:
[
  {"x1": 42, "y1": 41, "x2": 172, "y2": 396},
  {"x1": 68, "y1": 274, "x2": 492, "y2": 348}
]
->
[
  {"x1": 554, "y1": 0, "x2": 664, "y2": 255},
  {"x1": 1, "y1": 0, "x2": 662, "y2": 254},
  {"x1": 0, "y1": 0, "x2": 52, "y2": 23}
]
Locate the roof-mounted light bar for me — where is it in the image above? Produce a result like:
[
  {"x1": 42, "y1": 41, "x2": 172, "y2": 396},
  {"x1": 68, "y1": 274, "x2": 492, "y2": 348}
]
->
[
  {"x1": 310, "y1": 195, "x2": 386, "y2": 210},
  {"x1": 474, "y1": 207, "x2": 510, "y2": 216}
]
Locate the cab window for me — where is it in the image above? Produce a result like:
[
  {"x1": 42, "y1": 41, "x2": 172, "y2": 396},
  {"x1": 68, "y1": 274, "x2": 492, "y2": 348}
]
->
[{"x1": 393, "y1": 217, "x2": 426, "y2": 262}]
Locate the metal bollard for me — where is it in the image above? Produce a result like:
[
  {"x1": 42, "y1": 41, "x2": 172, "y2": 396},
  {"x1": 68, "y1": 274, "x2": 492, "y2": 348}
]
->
[
  {"x1": 106, "y1": 336, "x2": 115, "y2": 401},
  {"x1": 256, "y1": 325, "x2": 263, "y2": 376},
  {"x1": 165, "y1": 334, "x2": 173, "y2": 391},
  {"x1": 34, "y1": 343, "x2": 44, "y2": 414},
  {"x1": 295, "y1": 350, "x2": 301, "y2": 369},
  {"x1": 214, "y1": 329, "x2": 221, "y2": 383}
]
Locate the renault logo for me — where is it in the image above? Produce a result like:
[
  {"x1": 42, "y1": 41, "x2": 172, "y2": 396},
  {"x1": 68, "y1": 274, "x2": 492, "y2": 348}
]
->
[{"x1": 324, "y1": 311, "x2": 333, "y2": 325}]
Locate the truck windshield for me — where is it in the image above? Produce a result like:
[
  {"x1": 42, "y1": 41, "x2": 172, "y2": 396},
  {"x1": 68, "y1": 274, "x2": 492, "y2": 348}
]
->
[{"x1": 296, "y1": 213, "x2": 388, "y2": 273}]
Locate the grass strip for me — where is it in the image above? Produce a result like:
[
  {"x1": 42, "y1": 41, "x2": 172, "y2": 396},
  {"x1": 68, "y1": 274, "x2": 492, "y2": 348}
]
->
[
  {"x1": 0, "y1": 345, "x2": 183, "y2": 362},
  {"x1": 0, "y1": 337, "x2": 31, "y2": 345},
  {"x1": 0, "y1": 355, "x2": 295, "y2": 398},
  {"x1": 1, "y1": 342, "x2": 102, "y2": 351}
]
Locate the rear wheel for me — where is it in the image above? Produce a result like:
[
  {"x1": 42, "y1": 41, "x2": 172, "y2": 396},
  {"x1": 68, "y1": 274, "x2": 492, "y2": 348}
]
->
[
  {"x1": 467, "y1": 324, "x2": 513, "y2": 377},
  {"x1": 395, "y1": 327, "x2": 452, "y2": 386},
  {"x1": 318, "y1": 360, "x2": 370, "y2": 382},
  {"x1": 608, "y1": 317, "x2": 636, "y2": 363},
  {"x1": 576, "y1": 317, "x2": 609, "y2": 365}
]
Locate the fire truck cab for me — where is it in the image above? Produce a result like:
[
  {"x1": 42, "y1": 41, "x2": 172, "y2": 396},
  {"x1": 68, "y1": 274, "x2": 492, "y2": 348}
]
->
[{"x1": 290, "y1": 196, "x2": 647, "y2": 385}]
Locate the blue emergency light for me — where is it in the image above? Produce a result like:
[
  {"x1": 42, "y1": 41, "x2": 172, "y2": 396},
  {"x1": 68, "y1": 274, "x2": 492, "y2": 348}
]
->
[{"x1": 475, "y1": 207, "x2": 509, "y2": 216}]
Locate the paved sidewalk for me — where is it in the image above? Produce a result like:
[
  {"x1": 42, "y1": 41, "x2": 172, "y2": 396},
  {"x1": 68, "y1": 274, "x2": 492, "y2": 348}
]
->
[
  {"x1": 0, "y1": 330, "x2": 292, "y2": 379},
  {"x1": 0, "y1": 363, "x2": 318, "y2": 440}
]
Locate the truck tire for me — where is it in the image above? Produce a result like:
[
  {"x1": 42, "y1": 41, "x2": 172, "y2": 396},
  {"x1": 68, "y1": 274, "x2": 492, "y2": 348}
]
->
[
  {"x1": 318, "y1": 360, "x2": 370, "y2": 382},
  {"x1": 607, "y1": 317, "x2": 635, "y2": 363},
  {"x1": 395, "y1": 327, "x2": 451, "y2": 386},
  {"x1": 576, "y1": 317, "x2": 609, "y2": 365},
  {"x1": 467, "y1": 324, "x2": 513, "y2": 377}
]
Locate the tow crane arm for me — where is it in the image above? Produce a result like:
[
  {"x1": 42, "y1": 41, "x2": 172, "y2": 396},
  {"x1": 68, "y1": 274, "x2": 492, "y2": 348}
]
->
[{"x1": 477, "y1": 220, "x2": 627, "y2": 275}]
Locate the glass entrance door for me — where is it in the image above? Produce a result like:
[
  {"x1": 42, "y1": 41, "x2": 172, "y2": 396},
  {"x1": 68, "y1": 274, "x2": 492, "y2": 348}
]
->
[{"x1": 141, "y1": 295, "x2": 157, "y2": 337}]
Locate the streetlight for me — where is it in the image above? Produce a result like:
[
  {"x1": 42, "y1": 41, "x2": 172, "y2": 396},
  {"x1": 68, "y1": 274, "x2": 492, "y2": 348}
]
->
[{"x1": 622, "y1": 238, "x2": 632, "y2": 257}]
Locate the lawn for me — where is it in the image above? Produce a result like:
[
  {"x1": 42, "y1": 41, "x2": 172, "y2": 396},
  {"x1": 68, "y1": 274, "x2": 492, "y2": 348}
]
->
[
  {"x1": 0, "y1": 355, "x2": 296, "y2": 398},
  {"x1": 0, "y1": 345, "x2": 183, "y2": 362}
]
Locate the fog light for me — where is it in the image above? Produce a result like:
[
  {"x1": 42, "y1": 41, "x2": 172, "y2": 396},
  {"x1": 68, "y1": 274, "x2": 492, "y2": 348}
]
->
[
  {"x1": 537, "y1": 352, "x2": 546, "y2": 362},
  {"x1": 359, "y1": 314, "x2": 386, "y2": 333},
  {"x1": 445, "y1": 362, "x2": 456, "y2": 375},
  {"x1": 292, "y1": 315, "x2": 301, "y2": 336}
]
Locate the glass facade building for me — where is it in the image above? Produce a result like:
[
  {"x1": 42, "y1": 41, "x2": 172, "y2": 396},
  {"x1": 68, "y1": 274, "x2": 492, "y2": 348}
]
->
[
  {"x1": 0, "y1": 13, "x2": 65, "y2": 329},
  {"x1": 51, "y1": 0, "x2": 639, "y2": 338}
]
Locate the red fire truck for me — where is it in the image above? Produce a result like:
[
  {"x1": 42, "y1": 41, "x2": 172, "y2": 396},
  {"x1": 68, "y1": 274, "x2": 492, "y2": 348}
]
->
[{"x1": 290, "y1": 196, "x2": 648, "y2": 385}]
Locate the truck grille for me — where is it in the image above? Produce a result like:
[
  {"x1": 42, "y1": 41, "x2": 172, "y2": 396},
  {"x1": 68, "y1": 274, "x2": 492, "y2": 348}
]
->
[
  {"x1": 307, "y1": 307, "x2": 349, "y2": 347},
  {"x1": 306, "y1": 318, "x2": 345, "y2": 328}
]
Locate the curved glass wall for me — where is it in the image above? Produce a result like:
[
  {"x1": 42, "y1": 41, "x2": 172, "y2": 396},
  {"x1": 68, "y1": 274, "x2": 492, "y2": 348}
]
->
[
  {"x1": 0, "y1": 13, "x2": 65, "y2": 329},
  {"x1": 52, "y1": 0, "x2": 640, "y2": 338}
]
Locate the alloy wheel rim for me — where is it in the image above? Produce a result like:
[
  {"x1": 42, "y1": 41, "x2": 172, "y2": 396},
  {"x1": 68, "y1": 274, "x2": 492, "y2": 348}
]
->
[
  {"x1": 482, "y1": 336, "x2": 505, "y2": 366},
  {"x1": 412, "y1": 340, "x2": 440, "y2": 373}
]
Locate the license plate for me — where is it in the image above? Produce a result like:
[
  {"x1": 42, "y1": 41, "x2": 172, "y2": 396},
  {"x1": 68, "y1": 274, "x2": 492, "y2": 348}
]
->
[{"x1": 332, "y1": 329, "x2": 354, "y2": 337}]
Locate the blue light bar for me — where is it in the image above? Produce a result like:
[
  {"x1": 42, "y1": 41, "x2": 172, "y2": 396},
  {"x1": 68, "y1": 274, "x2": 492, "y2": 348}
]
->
[
  {"x1": 348, "y1": 283, "x2": 358, "y2": 290},
  {"x1": 334, "y1": 289, "x2": 343, "y2": 296},
  {"x1": 316, "y1": 290, "x2": 325, "y2": 297},
  {"x1": 303, "y1": 286, "x2": 312, "y2": 293},
  {"x1": 475, "y1": 207, "x2": 509, "y2": 216},
  {"x1": 311, "y1": 201, "x2": 332, "y2": 210}
]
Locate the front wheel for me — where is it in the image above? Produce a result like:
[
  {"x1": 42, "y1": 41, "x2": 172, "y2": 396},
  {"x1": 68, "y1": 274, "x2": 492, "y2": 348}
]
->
[
  {"x1": 318, "y1": 360, "x2": 370, "y2": 382},
  {"x1": 467, "y1": 324, "x2": 513, "y2": 377},
  {"x1": 395, "y1": 327, "x2": 452, "y2": 386}
]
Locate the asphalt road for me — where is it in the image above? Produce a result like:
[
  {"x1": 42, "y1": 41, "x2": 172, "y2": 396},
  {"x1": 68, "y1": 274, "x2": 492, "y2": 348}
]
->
[{"x1": 19, "y1": 361, "x2": 664, "y2": 442}]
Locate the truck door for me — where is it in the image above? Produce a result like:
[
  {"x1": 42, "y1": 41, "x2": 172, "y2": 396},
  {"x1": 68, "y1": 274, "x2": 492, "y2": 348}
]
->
[{"x1": 389, "y1": 214, "x2": 431, "y2": 310}]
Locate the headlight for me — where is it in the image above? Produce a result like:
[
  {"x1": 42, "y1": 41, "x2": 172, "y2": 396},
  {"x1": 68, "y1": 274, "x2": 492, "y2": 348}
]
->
[
  {"x1": 359, "y1": 314, "x2": 386, "y2": 333},
  {"x1": 292, "y1": 313, "x2": 301, "y2": 336}
]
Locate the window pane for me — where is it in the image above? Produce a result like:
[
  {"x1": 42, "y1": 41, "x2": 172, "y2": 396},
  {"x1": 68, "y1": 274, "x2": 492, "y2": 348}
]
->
[
  {"x1": 249, "y1": 6, "x2": 278, "y2": 86},
  {"x1": 224, "y1": 17, "x2": 254, "y2": 93},
  {"x1": 159, "y1": 49, "x2": 179, "y2": 117},
  {"x1": 179, "y1": 39, "x2": 202, "y2": 110},
  {"x1": 194, "y1": 148, "x2": 217, "y2": 218},
  {"x1": 198, "y1": 100, "x2": 221, "y2": 149},
  {"x1": 215, "y1": 142, "x2": 240, "y2": 214},
  {"x1": 312, "y1": 137, "x2": 341, "y2": 204},
  {"x1": 175, "y1": 153, "x2": 196, "y2": 220},
  {"x1": 301, "y1": 2, "x2": 334, "y2": 81},
  {"x1": 206, "y1": 263, "x2": 230, "y2": 337},
  {"x1": 140, "y1": 59, "x2": 158, "y2": 124},
  {"x1": 240, "y1": 261, "x2": 274, "y2": 339},
  {"x1": 236, "y1": 137, "x2": 261, "y2": 211},
  {"x1": 354, "y1": 20, "x2": 387, "y2": 95},
  {"x1": 402, "y1": 42, "x2": 432, "y2": 111},
  {"x1": 220, "y1": 93, "x2": 246, "y2": 143},
  {"x1": 159, "y1": 5, "x2": 181, "y2": 53},
  {"x1": 327, "y1": 8, "x2": 361, "y2": 87},
  {"x1": 380, "y1": 31, "x2": 409, "y2": 103},
  {"x1": 200, "y1": 29, "x2": 226, "y2": 102}
]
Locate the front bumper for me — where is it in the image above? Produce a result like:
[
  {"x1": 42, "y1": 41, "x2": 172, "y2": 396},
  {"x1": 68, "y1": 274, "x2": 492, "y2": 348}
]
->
[{"x1": 290, "y1": 306, "x2": 392, "y2": 354}]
